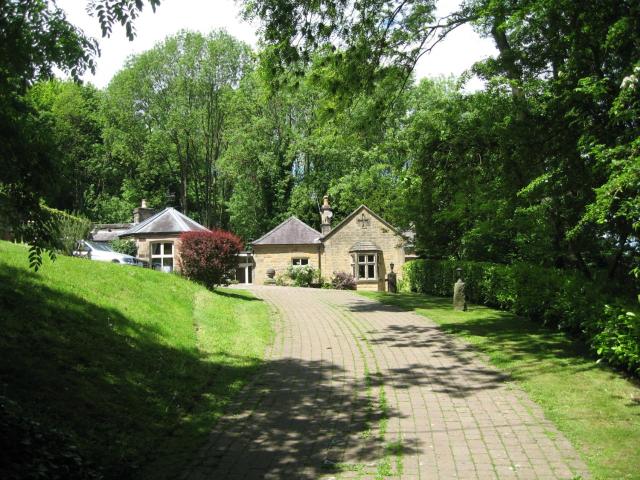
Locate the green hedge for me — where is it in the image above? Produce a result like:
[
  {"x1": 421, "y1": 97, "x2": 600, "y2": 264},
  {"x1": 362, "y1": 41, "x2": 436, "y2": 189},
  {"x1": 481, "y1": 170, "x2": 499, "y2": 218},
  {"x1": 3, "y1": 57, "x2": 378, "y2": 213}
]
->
[{"x1": 404, "y1": 259, "x2": 640, "y2": 375}]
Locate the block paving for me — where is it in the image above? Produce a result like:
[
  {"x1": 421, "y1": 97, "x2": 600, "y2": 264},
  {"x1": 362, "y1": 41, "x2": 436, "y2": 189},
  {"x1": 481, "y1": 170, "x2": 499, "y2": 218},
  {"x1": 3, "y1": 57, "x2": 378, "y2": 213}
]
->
[{"x1": 182, "y1": 287, "x2": 589, "y2": 479}]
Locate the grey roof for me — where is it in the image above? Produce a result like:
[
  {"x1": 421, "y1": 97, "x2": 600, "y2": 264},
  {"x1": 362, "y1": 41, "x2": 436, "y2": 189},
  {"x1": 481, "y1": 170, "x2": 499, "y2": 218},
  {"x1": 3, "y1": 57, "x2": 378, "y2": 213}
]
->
[
  {"x1": 119, "y1": 207, "x2": 208, "y2": 237},
  {"x1": 90, "y1": 224, "x2": 132, "y2": 242},
  {"x1": 252, "y1": 217, "x2": 322, "y2": 245},
  {"x1": 349, "y1": 241, "x2": 382, "y2": 252}
]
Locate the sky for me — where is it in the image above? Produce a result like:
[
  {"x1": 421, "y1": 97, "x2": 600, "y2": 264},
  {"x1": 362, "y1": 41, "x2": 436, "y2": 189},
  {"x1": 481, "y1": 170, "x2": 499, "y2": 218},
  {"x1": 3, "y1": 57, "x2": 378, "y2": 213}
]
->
[{"x1": 57, "y1": 0, "x2": 497, "y2": 90}]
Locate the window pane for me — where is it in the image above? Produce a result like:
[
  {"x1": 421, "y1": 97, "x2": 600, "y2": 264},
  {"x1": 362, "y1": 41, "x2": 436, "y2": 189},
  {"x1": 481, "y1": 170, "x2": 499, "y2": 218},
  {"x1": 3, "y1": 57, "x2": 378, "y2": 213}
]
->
[
  {"x1": 367, "y1": 254, "x2": 375, "y2": 263},
  {"x1": 164, "y1": 243, "x2": 173, "y2": 255},
  {"x1": 151, "y1": 258, "x2": 161, "y2": 270},
  {"x1": 292, "y1": 258, "x2": 300, "y2": 265},
  {"x1": 301, "y1": 258, "x2": 309, "y2": 265},
  {"x1": 358, "y1": 255, "x2": 365, "y2": 263},
  {"x1": 152, "y1": 243, "x2": 161, "y2": 256},
  {"x1": 162, "y1": 258, "x2": 173, "y2": 272},
  {"x1": 368, "y1": 264, "x2": 375, "y2": 278},
  {"x1": 359, "y1": 265, "x2": 365, "y2": 278}
]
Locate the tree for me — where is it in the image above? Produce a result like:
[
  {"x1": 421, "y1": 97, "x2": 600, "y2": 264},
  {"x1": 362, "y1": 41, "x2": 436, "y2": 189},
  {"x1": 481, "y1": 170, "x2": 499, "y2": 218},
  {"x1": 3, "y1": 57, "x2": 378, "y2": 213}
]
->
[
  {"x1": 179, "y1": 230, "x2": 243, "y2": 288},
  {"x1": 0, "y1": 0, "x2": 98, "y2": 268},
  {"x1": 0, "y1": 0, "x2": 160, "y2": 268},
  {"x1": 103, "y1": 30, "x2": 254, "y2": 227}
]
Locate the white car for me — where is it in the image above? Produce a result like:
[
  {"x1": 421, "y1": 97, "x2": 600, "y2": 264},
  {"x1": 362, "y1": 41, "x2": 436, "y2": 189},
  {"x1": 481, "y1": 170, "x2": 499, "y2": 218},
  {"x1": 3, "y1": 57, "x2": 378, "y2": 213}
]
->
[{"x1": 75, "y1": 240, "x2": 143, "y2": 266}]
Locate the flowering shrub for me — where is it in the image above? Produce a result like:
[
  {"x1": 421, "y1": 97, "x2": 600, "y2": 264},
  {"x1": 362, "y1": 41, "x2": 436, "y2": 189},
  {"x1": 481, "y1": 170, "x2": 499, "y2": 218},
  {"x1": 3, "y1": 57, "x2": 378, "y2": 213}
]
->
[
  {"x1": 179, "y1": 230, "x2": 243, "y2": 288},
  {"x1": 331, "y1": 271, "x2": 356, "y2": 290},
  {"x1": 285, "y1": 265, "x2": 319, "y2": 287}
]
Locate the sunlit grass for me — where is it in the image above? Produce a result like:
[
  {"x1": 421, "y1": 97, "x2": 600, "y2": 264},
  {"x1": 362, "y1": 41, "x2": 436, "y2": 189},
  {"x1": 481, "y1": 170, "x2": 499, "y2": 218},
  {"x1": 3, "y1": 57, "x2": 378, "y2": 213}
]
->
[
  {"x1": 0, "y1": 241, "x2": 273, "y2": 479},
  {"x1": 360, "y1": 291, "x2": 640, "y2": 480}
]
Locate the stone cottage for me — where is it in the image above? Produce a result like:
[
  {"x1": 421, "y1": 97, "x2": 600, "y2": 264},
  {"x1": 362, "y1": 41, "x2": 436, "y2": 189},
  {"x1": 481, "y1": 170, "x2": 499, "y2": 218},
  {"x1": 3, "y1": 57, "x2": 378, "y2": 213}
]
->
[
  {"x1": 118, "y1": 202, "x2": 209, "y2": 272},
  {"x1": 250, "y1": 196, "x2": 410, "y2": 291}
]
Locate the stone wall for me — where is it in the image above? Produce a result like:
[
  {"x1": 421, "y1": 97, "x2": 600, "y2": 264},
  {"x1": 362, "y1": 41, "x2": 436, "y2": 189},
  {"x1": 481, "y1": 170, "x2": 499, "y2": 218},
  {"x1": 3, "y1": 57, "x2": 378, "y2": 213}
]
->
[
  {"x1": 321, "y1": 207, "x2": 406, "y2": 291},
  {"x1": 253, "y1": 244, "x2": 321, "y2": 285}
]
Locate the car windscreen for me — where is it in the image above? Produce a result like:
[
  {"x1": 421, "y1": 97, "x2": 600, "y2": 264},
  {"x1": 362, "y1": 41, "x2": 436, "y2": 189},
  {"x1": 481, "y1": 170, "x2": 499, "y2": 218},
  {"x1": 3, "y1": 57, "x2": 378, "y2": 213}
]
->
[{"x1": 86, "y1": 241, "x2": 115, "y2": 252}]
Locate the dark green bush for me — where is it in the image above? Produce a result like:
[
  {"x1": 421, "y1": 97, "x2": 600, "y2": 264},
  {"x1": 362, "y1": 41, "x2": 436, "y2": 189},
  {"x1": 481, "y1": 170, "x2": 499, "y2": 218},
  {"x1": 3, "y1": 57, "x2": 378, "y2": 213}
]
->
[
  {"x1": 0, "y1": 395, "x2": 102, "y2": 479},
  {"x1": 404, "y1": 259, "x2": 640, "y2": 375},
  {"x1": 42, "y1": 206, "x2": 92, "y2": 256}
]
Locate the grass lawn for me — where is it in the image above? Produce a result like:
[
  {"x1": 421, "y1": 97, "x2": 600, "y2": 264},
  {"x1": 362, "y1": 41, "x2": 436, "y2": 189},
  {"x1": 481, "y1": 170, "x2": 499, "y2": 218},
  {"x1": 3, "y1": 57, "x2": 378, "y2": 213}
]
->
[
  {"x1": 359, "y1": 291, "x2": 640, "y2": 480},
  {"x1": 0, "y1": 241, "x2": 273, "y2": 479}
]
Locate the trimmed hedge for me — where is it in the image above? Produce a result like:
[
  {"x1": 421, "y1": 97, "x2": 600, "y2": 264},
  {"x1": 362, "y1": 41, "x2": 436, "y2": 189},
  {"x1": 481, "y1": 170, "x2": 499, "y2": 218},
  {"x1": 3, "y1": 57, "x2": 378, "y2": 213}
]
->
[{"x1": 404, "y1": 259, "x2": 640, "y2": 375}]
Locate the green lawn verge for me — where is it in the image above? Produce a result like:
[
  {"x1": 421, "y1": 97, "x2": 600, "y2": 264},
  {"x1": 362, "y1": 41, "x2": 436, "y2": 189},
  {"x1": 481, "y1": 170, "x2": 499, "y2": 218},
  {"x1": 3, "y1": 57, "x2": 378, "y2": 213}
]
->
[
  {"x1": 359, "y1": 291, "x2": 640, "y2": 480},
  {"x1": 0, "y1": 241, "x2": 273, "y2": 479}
]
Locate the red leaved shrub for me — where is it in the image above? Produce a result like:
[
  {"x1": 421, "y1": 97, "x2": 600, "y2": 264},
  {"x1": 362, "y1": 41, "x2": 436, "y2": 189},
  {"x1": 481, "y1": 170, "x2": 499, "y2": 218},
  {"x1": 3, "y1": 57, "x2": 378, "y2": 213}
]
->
[{"x1": 179, "y1": 230, "x2": 243, "y2": 288}]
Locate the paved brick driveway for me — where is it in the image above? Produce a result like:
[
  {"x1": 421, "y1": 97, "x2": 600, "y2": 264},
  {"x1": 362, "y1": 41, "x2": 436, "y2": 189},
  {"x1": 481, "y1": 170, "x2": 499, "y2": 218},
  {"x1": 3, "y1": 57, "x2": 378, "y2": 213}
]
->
[{"x1": 183, "y1": 287, "x2": 589, "y2": 479}]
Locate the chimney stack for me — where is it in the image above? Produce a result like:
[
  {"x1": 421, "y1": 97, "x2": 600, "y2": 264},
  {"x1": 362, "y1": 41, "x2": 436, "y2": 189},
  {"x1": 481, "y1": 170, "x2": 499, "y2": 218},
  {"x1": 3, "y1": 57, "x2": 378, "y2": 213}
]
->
[
  {"x1": 133, "y1": 199, "x2": 156, "y2": 224},
  {"x1": 320, "y1": 195, "x2": 333, "y2": 235}
]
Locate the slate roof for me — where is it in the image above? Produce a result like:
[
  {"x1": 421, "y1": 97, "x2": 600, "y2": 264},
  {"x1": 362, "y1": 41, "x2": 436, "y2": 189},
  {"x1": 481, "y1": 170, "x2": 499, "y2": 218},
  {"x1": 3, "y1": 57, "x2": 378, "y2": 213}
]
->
[
  {"x1": 90, "y1": 223, "x2": 132, "y2": 242},
  {"x1": 119, "y1": 207, "x2": 208, "y2": 237},
  {"x1": 252, "y1": 217, "x2": 322, "y2": 245}
]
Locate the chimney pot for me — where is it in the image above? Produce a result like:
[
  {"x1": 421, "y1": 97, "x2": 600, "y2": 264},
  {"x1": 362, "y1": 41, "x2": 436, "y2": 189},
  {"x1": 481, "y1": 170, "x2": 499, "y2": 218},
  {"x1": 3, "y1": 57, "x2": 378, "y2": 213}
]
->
[{"x1": 320, "y1": 194, "x2": 333, "y2": 235}]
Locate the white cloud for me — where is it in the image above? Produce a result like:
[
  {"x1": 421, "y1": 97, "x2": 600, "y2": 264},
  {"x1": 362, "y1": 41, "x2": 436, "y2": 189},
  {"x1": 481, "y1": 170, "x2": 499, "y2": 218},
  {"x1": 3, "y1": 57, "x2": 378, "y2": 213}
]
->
[{"x1": 57, "y1": 0, "x2": 496, "y2": 90}]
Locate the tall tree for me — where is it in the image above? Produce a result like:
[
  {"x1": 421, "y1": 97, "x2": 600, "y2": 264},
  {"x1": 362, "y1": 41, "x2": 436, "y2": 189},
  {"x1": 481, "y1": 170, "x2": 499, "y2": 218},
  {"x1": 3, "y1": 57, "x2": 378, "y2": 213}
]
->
[{"x1": 103, "y1": 30, "x2": 253, "y2": 227}]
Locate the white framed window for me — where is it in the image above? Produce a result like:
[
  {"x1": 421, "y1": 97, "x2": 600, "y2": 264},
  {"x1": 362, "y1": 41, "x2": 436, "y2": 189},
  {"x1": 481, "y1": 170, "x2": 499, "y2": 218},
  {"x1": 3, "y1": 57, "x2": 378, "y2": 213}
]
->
[
  {"x1": 151, "y1": 242, "x2": 174, "y2": 272},
  {"x1": 355, "y1": 253, "x2": 377, "y2": 280},
  {"x1": 292, "y1": 257, "x2": 309, "y2": 266}
]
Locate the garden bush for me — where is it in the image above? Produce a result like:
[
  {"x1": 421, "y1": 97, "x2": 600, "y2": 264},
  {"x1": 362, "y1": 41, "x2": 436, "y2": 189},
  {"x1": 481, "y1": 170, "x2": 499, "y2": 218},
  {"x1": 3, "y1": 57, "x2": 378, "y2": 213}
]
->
[
  {"x1": 404, "y1": 259, "x2": 640, "y2": 375},
  {"x1": 331, "y1": 271, "x2": 356, "y2": 290},
  {"x1": 285, "y1": 265, "x2": 319, "y2": 287},
  {"x1": 179, "y1": 230, "x2": 243, "y2": 288},
  {"x1": 42, "y1": 206, "x2": 92, "y2": 256}
]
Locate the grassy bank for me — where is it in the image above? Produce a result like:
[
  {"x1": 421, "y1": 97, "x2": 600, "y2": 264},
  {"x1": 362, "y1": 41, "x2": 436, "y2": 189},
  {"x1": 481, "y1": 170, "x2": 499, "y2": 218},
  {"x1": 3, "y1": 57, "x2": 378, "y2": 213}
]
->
[
  {"x1": 0, "y1": 241, "x2": 273, "y2": 479},
  {"x1": 359, "y1": 292, "x2": 640, "y2": 480}
]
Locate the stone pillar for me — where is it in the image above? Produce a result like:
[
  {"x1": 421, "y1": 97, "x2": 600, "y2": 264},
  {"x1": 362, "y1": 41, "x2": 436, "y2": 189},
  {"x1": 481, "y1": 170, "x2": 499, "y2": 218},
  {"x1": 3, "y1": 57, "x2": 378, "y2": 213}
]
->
[
  {"x1": 453, "y1": 268, "x2": 467, "y2": 311},
  {"x1": 386, "y1": 262, "x2": 398, "y2": 293}
]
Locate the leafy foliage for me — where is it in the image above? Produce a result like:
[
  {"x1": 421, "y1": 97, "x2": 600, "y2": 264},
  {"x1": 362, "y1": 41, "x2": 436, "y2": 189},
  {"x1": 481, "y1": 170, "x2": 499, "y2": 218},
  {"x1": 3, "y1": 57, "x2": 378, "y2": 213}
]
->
[
  {"x1": 0, "y1": 395, "x2": 102, "y2": 480},
  {"x1": 404, "y1": 259, "x2": 640, "y2": 375},
  {"x1": 179, "y1": 230, "x2": 243, "y2": 288},
  {"x1": 284, "y1": 264, "x2": 320, "y2": 287},
  {"x1": 331, "y1": 271, "x2": 356, "y2": 290},
  {"x1": 0, "y1": 0, "x2": 99, "y2": 268},
  {"x1": 109, "y1": 238, "x2": 138, "y2": 257},
  {"x1": 43, "y1": 207, "x2": 92, "y2": 256}
]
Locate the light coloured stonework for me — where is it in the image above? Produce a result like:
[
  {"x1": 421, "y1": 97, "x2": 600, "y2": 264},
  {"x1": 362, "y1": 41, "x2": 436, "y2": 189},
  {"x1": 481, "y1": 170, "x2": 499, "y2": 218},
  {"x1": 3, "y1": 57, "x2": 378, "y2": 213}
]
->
[
  {"x1": 252, "y1": 205, "x2": 407, "y2": 291},
  {"x1": 253, "y1": 244, "x2": 321, "y2": 284},
  {"x1": 321, "y1": 206, "x2": 405, "y2": 291}
]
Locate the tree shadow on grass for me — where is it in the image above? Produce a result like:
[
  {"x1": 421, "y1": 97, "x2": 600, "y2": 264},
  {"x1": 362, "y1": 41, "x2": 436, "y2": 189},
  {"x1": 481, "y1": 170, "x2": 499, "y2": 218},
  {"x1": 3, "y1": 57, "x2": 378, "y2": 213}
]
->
[
  {"x1": 211, "y1": 287, "x2": 261, "y2": 301},
  {"x1": 352, "y1": 293, "x2": 614, "y2": 384},
  {"x1": 0, "y1": 264, "x2": 416, "y2": 480}
]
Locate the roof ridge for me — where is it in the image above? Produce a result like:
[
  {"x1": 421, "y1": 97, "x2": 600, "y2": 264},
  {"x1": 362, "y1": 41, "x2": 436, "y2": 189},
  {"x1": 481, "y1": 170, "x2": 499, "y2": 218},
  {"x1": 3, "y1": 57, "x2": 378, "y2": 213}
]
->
[
  {"x1": 170, "y1": 208, "x2": 190, "y2": 231},
  {"x1": 252, "y1": 215, "x2": 321, "y2": 245}
]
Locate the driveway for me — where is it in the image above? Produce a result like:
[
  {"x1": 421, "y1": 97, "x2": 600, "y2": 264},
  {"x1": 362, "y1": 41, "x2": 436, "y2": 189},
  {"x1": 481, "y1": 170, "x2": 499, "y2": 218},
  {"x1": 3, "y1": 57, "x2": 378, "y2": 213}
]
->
[{"x1": 183, "y1": 286, "x2": 588, "y2": 479}]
